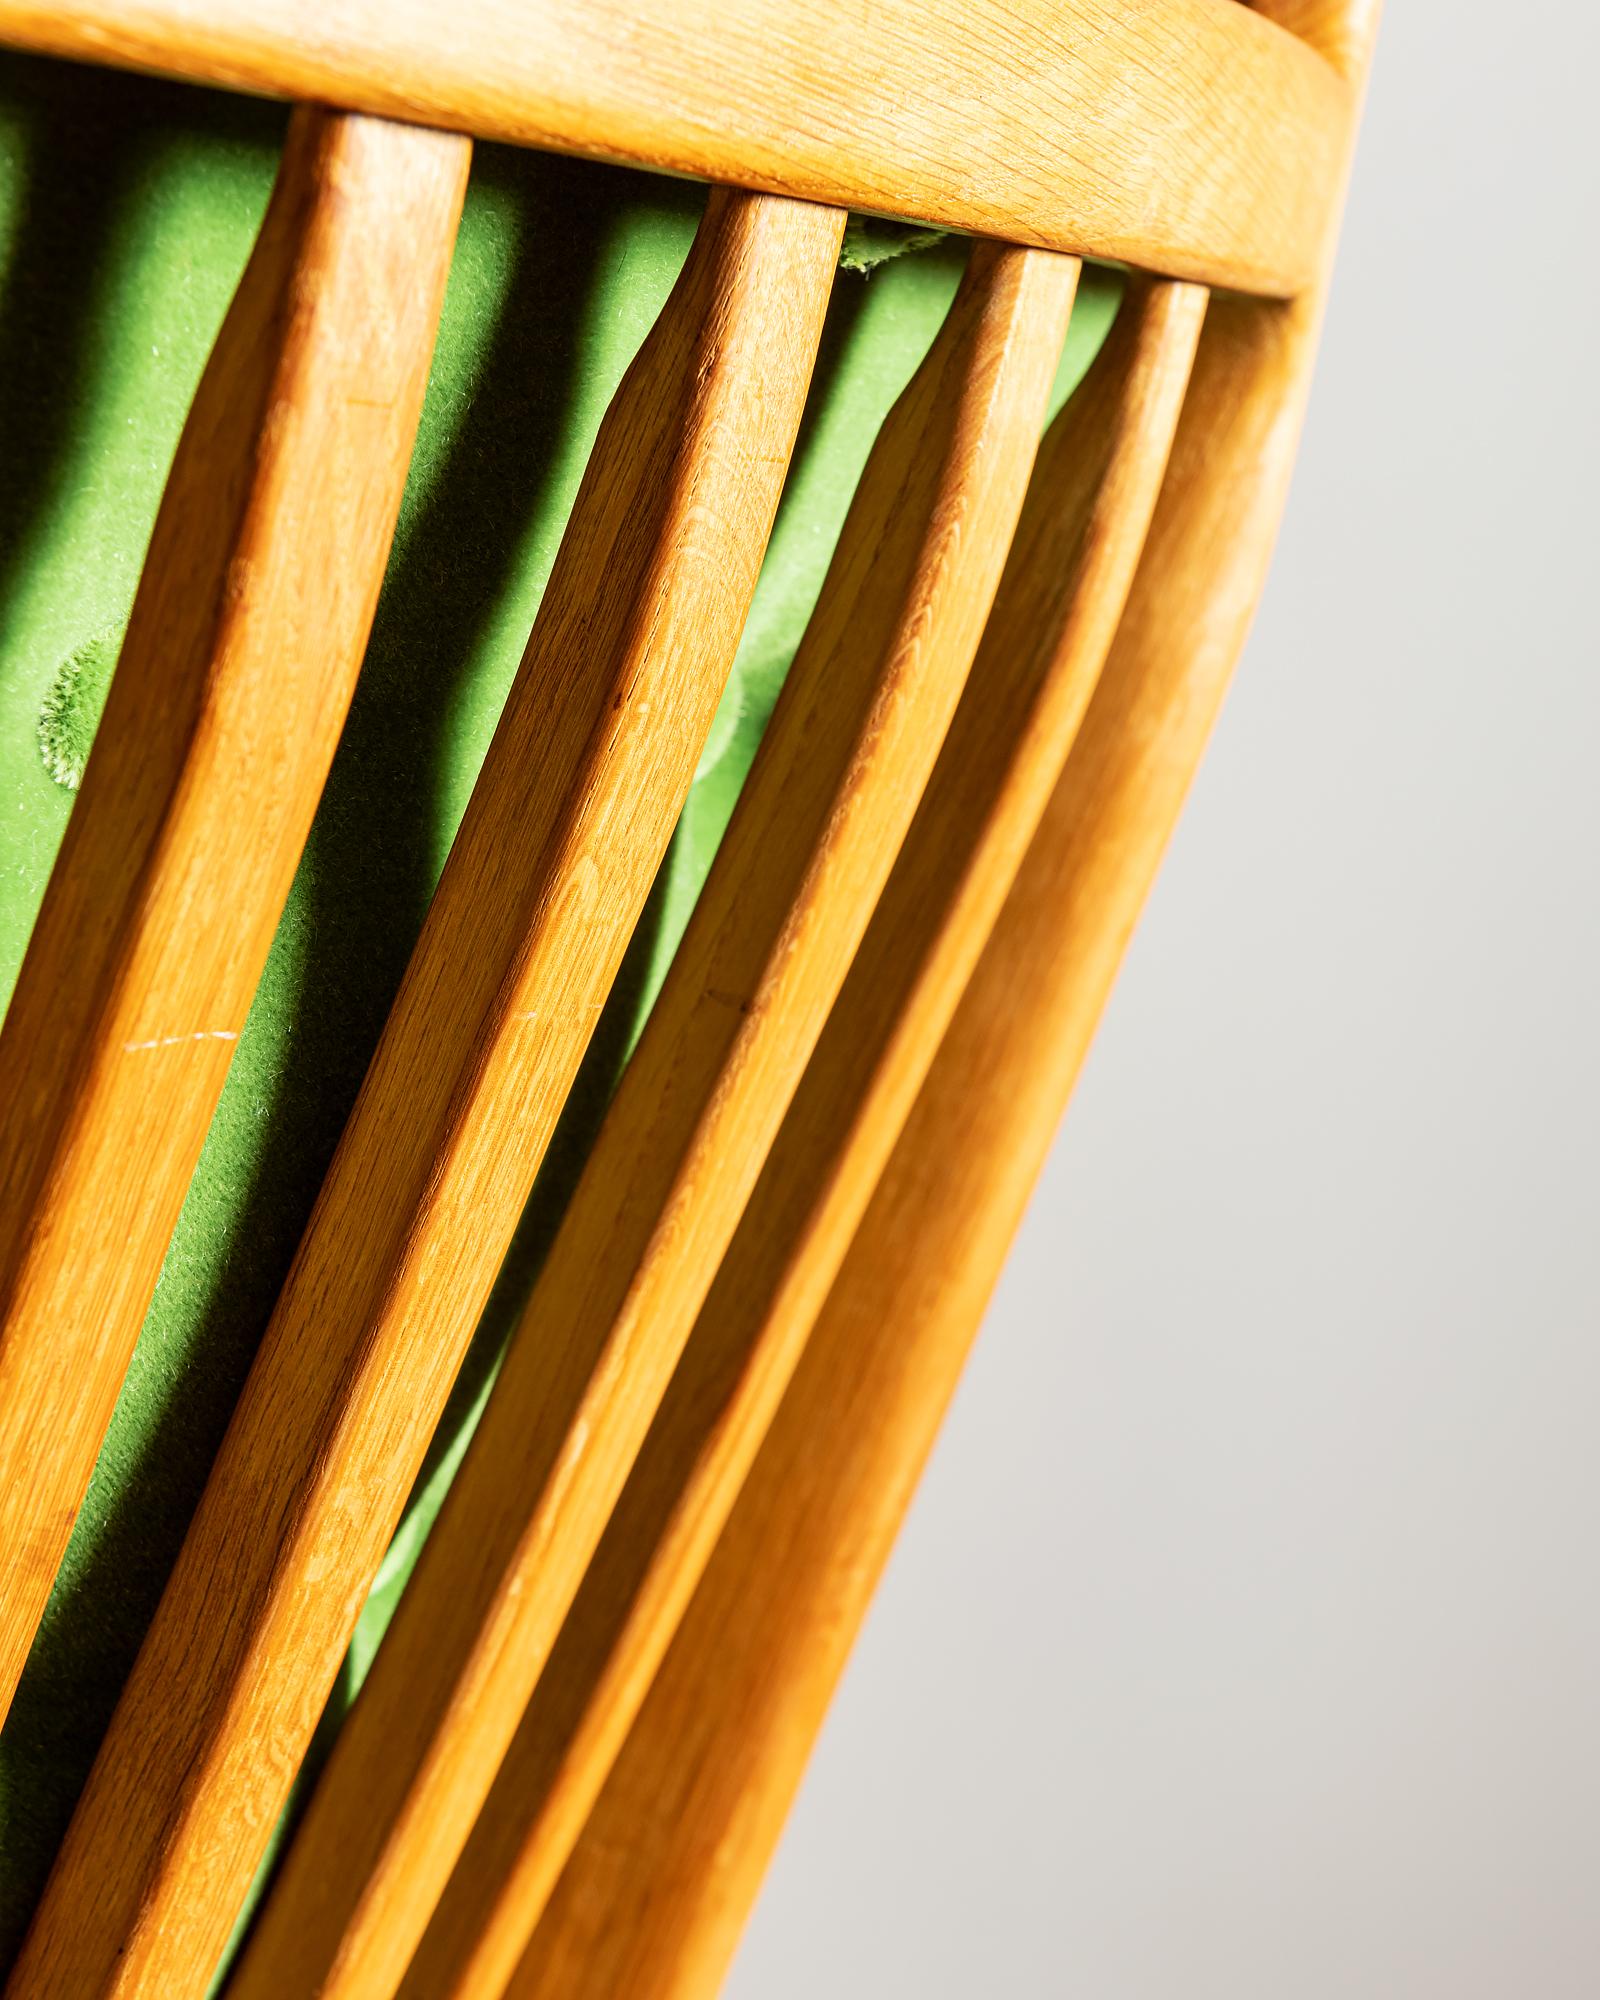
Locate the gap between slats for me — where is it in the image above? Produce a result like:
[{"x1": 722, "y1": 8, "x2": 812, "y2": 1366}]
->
[
  {"x1": 493, "y1": 5, "x2": 1383, "y2": 1996},
  {"x1": 4, "y1": 186, "x2": 843, "y2": 2000},
  {"x1": 0, "y1": 104, "x2": 468, "y2": 1727},
  {"x1": 397, "y1": 271, "x2": 1207, "y2": 2000},
  {"x1": 230, "y1": 237, "x2": 1080, "y2": 2000}
]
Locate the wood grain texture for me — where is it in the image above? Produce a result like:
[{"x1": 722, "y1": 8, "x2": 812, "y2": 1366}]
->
[
  {"x1": 397, "y1": 273, "x2": 1207, "y2": 2000},
  {"x1": 231, "y1": 241, "x2": 1079, "y2": 2000},
  {"x1": 503, "y1": 7, "x2": 1384, "y2": 1997},
  {"x1": 0, "y1": 106, "x2": 466, "y2": 1728},
  {"x1": 0, "y1": 0, "x2": 1349, "y2": 296},
  {"x1": 3, "y1": 189, "x2": 842, "y2": 2000}
]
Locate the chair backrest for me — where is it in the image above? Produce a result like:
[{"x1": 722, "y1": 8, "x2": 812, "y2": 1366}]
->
[{"x1": 0, "y1": 4, "x2": 1380, "y2": 1995}]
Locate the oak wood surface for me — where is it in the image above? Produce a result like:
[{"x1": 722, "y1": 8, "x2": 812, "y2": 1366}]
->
[
  {"x1": 503, "y1": 7, "x2": 1383, "y2": 1997},
  {"x1": 0, "y1": 0, "x2": 1349, "y2": 297},
  {"x1": 0, "y1": 105, "x2": 466, "y2": 1728},
  {"x1": 399, "y1": 273, "x2": 1207, "y2": 2000},
  {"x1": 231, "y1": 241, "x2": 1079, "y2": 2000},
  {"x1": 3, "y1": 188, "x2": 842, "y2": 2000}
]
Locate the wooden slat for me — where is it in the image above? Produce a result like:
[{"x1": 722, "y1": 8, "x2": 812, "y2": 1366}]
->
[
  {"x1": 398, "y1": 273, "x2": 1208, "y2": 2000},
  {"x1": 5, "y1": 188, "x2": 843, "y2": 2000},
  {"x1": 0, "y1": 0, "x2": 1349, "y2": 297},
  {"x1": 502, "y1": 7, "x2": 1384, "y2": 1997},
  {"x1": 0, "y1": 106, "x2": 467, "y2": 1726},
  {"x1": 230, "y1": 241, "x2": 1080, "y2": 2000}
]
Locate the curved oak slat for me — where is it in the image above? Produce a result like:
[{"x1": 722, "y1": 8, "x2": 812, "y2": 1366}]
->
[
  {"x1": 231, "y1": 242, "x2": 1080, "y2": 2000},
  {"x1": 0, "y1": 106, "x2": 467, "y2": 1725},
  {"x1": 399, "y1": 275, "x2": 1208, "y2": 2000},
  {"x1": 4, "y1": 189, "x2": 843, "y2": 2000},
  {"x1": 503, "y1": 7, "x2": 1384, "y2": 1998},
  {"x1": 0, "y1": 0, "x2": 1348, "y2": 297}
]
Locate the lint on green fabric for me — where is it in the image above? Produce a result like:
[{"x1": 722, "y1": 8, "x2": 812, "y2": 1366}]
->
[{"x1": 0, "y1": 48, "x2": 1121, "y2": 1978}]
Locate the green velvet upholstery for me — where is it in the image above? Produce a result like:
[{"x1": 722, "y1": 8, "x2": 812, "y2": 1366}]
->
[{"x1": 0, "y1": 50, "x2": 1119, "y2": 1972}]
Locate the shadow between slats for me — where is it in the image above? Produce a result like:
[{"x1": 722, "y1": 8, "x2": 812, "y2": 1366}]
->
[{"x1": 4, "y1": 186, "x2": 842, "y2": 2000}]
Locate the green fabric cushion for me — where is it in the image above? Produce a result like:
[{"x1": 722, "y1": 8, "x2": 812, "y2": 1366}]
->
[{"x1": 0, "y1": 49, "x2": 1119, "y2": 1972}]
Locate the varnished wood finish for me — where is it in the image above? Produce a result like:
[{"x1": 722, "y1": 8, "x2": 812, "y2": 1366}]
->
[
  {"x1": 0, "y1": 0, "x2": 1380, "y2": 1985},
  {"x1": 4, "y1": 190, "x2": 842, "y2": 2000},
  {"x1": 399, "y1": 275, "x2": 1207, "y2": 2000},
  {"x1": 0, "y1": 106, "x2": 466, "y2": 1726},
  {"x1": 502, "y1": 9, "x2": 1382, "y2": 1998},
  {"x1": 0, "y1": 0, "x2": 1349, "y2": 296},
  {"x1": 232, "y1": 242, "x2": 1079, "y2": 2000}
]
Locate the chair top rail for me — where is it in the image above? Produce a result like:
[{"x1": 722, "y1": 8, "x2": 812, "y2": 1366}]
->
[{"x1": 0, "y1": 0, "x2": 1350, "y2": 296}]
